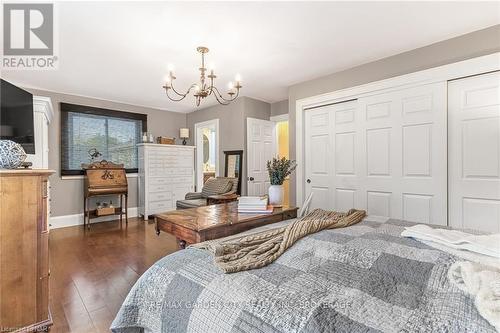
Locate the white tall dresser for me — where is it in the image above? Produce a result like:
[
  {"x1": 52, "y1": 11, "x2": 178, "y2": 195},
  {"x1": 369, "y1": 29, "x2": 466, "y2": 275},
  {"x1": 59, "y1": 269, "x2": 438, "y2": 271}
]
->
[{"x1": 138, "y1": 144, "x2": 195, "y2": 219}]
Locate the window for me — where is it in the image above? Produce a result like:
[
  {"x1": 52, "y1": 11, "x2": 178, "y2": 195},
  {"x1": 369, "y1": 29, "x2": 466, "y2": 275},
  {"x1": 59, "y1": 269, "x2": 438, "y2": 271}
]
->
[{"x1": 60, "y1": 103, "x2": 147, "y2": 175}]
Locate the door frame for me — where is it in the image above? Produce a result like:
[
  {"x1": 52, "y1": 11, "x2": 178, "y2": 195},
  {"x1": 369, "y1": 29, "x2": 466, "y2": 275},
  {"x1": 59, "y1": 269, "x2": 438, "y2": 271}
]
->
[
  {"x1": 271, "y1": 114, "x2": 290, "y2": 205},
  {"x1": 194, "y1": 119, "x2": 220, "y2": 191},
  {"x1": 295, "y1": 53, "x2": 500, "y2": 205}
]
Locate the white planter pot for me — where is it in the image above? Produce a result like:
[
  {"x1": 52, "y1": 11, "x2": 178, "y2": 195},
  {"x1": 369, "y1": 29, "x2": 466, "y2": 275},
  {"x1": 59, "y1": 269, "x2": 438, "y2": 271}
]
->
[{"x1": 268, "y1": 185, "x2": 284, "y2": 207}]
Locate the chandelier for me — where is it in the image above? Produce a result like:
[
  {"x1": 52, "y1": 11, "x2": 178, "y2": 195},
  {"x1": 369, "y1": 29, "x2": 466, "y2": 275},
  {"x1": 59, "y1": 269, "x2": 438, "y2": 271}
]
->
[{"x1": 162, "y1": 46, "x2": 242, "y2": 106}]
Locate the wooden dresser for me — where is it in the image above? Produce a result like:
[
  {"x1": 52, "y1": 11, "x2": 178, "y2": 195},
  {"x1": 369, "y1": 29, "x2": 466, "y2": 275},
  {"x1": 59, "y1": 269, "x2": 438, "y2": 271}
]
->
[{"x1": 0, "y1": 169, "x2": 54, "y2": 332}]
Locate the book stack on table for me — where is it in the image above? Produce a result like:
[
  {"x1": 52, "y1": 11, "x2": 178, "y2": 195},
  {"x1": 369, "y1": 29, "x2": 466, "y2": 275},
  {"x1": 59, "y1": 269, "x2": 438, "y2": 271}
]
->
[{"x1": 237, "y1": 196, "x2": 273, "y2": 214}]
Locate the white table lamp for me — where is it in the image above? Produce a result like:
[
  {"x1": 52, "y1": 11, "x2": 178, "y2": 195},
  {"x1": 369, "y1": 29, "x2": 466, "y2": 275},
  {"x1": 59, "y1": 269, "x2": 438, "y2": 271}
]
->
[{"x1": 180, "y1": 128, "x2": 189, "y2": 145}]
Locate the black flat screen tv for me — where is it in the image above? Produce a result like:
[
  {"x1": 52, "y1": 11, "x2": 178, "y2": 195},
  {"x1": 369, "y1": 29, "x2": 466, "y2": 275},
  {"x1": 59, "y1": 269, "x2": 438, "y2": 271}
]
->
[{"x1": 1, "y1": 79, "x2": 35, "y2": 154}]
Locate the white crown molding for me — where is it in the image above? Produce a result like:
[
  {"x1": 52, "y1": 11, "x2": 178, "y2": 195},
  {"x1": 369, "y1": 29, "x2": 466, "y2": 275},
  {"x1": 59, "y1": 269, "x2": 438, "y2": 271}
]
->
[
  {"x1": 49, "y1": 207, "x2": 138, "y2": 229},
  {"x1": 295, "y1": 52, "x2": 500, "y2": 205}
]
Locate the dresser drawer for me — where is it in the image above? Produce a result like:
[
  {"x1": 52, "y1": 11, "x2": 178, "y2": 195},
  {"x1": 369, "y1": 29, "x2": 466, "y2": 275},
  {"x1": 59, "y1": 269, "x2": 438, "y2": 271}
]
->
[
  {"x1": 149, "y1": 200, "x2": 173, "y2": 212},
  {"x1": 149, "y1": 191, "x2": 172, "y2": 202},
  {"x1": 170, "y1": 168, "x2": 192, "y2": 176},
  {"x1": 150, "y1": 184, "x2": 171, "y2": 193},
  {"x1": 171, "y1": 176, "x2": 192, "y2": 184},
  {"x1": 149, "y1": 177, "x2": 171, "y2": 186}
]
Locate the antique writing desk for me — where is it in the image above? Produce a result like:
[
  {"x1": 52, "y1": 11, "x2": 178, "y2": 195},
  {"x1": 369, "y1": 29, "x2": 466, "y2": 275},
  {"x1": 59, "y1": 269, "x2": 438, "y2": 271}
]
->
[{"x1": 82, "y1": 161, "x2": 128, "y2": 229}]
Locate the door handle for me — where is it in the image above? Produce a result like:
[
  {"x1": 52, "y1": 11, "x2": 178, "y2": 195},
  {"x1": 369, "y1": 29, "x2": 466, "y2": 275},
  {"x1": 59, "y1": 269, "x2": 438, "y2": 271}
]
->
[
  {"x1": 306, "y1": 179, "x2": 311, "y2": 184},
  {"x1": 249, "y1": 177, "x2": 255, "y2": 181}
]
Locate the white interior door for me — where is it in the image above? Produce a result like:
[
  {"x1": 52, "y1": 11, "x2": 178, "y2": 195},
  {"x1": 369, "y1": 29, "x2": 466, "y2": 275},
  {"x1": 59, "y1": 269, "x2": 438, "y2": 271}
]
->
[
  {"x1": 448, "y1": 71, "x2": 500, "y2": 233},
  {"x1": 303, "y1": 82, "x2": 447, "y2": 224},
  {"x1": 247, "y1": 118, "x2": 276, "y2": 196}
]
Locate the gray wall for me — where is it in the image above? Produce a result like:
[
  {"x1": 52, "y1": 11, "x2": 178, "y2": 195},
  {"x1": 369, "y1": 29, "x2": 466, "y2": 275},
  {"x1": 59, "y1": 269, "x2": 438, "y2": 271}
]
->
[
  {"x1": 271, "y1": 100, "x2": 289, "y2": 117},
  {"x1": 186, "y1": 98, "x2": 245, "y2": 191},
  {"x1": 186, "y1": 96, "x2": 270, "y2": 195},
  {"x1": 24, "y1": 89, "x2": 270, "y2": 216},
  {"x1": 287, "y1": 24, "x2": 500, "y2": 206},
  {"x1": 244, "y1": 97, "x2": 271, "y2": 120},
  {"x1": 26, "y1": 88, "x2": 187, "y2": 217}
]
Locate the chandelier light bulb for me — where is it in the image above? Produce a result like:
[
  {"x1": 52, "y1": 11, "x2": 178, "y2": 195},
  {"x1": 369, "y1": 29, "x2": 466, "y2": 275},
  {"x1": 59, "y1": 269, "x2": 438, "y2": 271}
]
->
[
  {"x1": 194, "y1": 84, "x2": 200, "y2": 92},
  {"x1": 209, "y1": 62, "x2": 215, "y2": 71},
  {"x1": 235, "y1": 74, "x2": 242, "y2": 83},
  {"x1": 164, "y1": 76, "x2": 171, "y2": 87},
  {"x1": 228, "y1": 82, "x2": 234, "y2": 91},
  {"x1": 167, "y1": 64, "x2": 175, "y2": 74}
]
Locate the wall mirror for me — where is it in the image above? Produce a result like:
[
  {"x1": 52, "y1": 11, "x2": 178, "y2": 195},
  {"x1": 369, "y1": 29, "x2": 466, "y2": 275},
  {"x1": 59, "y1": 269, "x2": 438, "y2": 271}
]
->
[
  {"x1": 224, "y1": 150, "x2": 243, "y2": 195},
  {"x1": 203, "y1": 134, "x2": 210, "y2": 163}
]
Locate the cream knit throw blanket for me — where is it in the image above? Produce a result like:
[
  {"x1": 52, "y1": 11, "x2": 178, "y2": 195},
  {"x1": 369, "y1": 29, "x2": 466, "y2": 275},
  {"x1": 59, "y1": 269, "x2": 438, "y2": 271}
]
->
[
  {"x1": 448, "y1": 261, "x2": 500, "y2": 332},
  {"x1": 193, "y1": 208, "x2": 366, "y2": 273}
]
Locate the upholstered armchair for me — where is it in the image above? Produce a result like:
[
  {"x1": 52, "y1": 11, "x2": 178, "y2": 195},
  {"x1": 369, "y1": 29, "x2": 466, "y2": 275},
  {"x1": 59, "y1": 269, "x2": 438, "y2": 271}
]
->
[{"x1": 176, "y1": 177, "x2": 238, "y2": 209}]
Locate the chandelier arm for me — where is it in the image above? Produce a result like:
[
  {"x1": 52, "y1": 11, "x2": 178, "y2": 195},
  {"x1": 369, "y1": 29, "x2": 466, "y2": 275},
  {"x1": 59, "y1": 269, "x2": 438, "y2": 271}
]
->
[
  {"x1": 169, "y1": 80, "x2": 190, "y2": 97},
  {"x1": 165, "y1": 88, "x2": 188, "y2": 102},
  {"x1": 213, "y1": 92, "x2": 230, "y2": 105},
  {"x1": 212, "y1": 86, "x2": 239, "y2": 102}
]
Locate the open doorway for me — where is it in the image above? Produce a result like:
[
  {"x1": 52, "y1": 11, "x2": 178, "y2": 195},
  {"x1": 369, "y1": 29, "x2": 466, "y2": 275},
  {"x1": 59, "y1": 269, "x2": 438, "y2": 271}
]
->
[
  {"x1": 195, "y1": 119, "x2": 219, "y2": 191},
  {"x1": 273, "y1": 115, "x2": 289, "y2": 206}
]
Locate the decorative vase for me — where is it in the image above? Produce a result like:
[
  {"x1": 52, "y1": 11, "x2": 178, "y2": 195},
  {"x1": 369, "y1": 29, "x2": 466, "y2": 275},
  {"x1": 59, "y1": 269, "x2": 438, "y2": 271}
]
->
[
  {"x1": 268, "y1": 184, "x2": 284, "y2": 207},
  {"x1": 0, "y1": 140, "x2": 27, "y2": 169}
]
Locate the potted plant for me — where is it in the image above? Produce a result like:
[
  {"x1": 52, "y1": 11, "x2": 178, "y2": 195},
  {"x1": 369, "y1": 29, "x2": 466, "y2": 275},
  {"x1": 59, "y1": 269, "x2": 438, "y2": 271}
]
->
[{"x1": 266, "y1": 156, "x2": 297, "y2": 207}]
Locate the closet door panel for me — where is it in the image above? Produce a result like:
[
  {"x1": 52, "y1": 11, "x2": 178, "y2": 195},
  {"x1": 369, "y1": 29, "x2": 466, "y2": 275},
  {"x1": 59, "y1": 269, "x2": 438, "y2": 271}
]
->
[
  {"x1": 448, "y1": 71, "x2": 500, "y2": 232},
  {"x1": 303, "y1": 82, "x2": 446, "y2": 224},
  {"x1": 358, "y1": 82, "x2": 446, "y2": 224},
  {"x1": 305, "y1": 106, "x2": 334, "y2": 210},
  {"x1": 359, "y1": 95, "x2": 401, "y2": 220},
  {"x1": 332, "y1": 100, "x2": 361, "y2": 211},
  {"x1": 399, "y1": 83, "x2": 447, "y2": 225}
]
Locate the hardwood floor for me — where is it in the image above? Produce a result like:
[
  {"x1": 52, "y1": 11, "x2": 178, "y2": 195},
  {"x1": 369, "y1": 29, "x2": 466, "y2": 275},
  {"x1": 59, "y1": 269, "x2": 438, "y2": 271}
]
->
[{"x1": 48, "y1": 218, "x2": 178, "y2": 332}]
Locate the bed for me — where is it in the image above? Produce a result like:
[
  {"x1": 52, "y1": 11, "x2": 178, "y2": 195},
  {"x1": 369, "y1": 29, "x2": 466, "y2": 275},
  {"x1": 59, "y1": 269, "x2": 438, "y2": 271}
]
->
[{"x1": 111, "y1": 217, "x2": 496, "y2": 332}]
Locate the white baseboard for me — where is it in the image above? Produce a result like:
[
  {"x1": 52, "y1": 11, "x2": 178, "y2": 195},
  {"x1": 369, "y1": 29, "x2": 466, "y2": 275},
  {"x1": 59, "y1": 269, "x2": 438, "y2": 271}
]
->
[{"x1": 49, "y1": 207, "x2": 139, "y2": 229}]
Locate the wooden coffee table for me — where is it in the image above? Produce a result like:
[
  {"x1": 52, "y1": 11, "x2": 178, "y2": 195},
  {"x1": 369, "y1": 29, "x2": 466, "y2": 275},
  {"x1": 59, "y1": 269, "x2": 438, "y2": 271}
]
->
[{"x1": 154, "y1": 202, "x2": 298, "y2": 249}]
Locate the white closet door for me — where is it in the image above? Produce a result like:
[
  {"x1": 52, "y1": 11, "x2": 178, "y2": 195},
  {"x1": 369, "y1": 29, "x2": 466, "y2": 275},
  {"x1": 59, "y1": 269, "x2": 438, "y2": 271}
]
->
[
  {"x1": 448, "y1": 71, "x2": 500, "y2": 233},
  {"x1": 304, "y1": 82, "x2": 447, "y2": 224},
  {"x1": 247, "y1": 118, "x2": 276, "y2": 196},
  {"x1": 358, "y1": 82, "x2": 447, "y2": 224},
  {"x1": 304, "y1": 105, "x2": 335, "y2": 210}
]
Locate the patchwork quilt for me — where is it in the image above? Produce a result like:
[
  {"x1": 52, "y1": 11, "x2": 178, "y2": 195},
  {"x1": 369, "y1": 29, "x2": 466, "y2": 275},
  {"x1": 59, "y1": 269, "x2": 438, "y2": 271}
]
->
[{"x1": 111, "y1": 218, "x2": 495, "y2": 333}]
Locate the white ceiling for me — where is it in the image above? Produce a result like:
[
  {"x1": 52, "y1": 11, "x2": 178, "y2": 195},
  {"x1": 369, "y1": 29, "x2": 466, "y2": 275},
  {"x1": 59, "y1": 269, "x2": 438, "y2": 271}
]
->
[{"x1": 2, "y1": 1, "x2": 499, "y2": 113}]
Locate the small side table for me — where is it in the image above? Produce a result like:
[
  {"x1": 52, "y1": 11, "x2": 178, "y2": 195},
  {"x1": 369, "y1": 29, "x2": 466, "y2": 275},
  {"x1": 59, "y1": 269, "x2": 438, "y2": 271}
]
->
[{"x1": 207, "y1": 193, "x2": 239, "y2": 205}]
